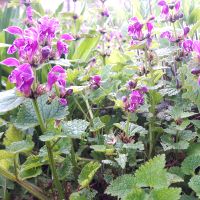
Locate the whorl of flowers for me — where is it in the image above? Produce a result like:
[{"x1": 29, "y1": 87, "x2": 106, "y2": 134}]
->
[
  {"x1": 128, "y1": 16, "x2": 155, "y2": 48},
  {"x1": 0, "y1": 15, "x2": 74, "y2": 101},
  {"x1": 122, "y1": 86, "x2": 148, "y2": 113},
  {"x1": 158, "y1": 0, "x2": 182, "y2": 22}
]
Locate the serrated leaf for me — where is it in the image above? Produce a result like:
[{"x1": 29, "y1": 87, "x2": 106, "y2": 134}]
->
[
  {"x1": 161, "y1": 135, "x2": 189, "y2": 151},
  {"x1": 0, "y1": 89, "x2": 24, "y2": 113},
  {"x1": 114, "y1": 122, "x2": 147, "y2": 136},
  {"x1": 105, "y1": 174, "x2": 135, "y2": 199},
  {"x1": 62, "y1": 119, "x2": 89, "y2": 139},
  {"x1": 15, "y1": 94, "x2": 68, "y2": 129},
  {"x1": 7, "y1": 140, "x2": 34, "y2": 154},
  {"x1": 166, "y1": 173, "x2": 184, "y2": 184},
  {"x1": 90, "y1": 117, "x2": 105, "y2": 132},
  {"x1": 3, "y1": 125, "x2": 23, "y2": 146},
  {"x1": 78, "y1": 161, "x2": 101, "y2": 189},
  {"x1": 39, "y1": 131, "x2": 66, "y2": 142},
  {"x1": 123, "y1": 141, "x2": 144, "y2": 151},
  {"x1": 135, "y1": 154, "x2": 168, "y2": 189},
  {"x1": 150, "y1": 188, "x2": 181, "y2": 200},
  {"x1": 115, "y1": 154, "x2": 127, "y2": 169},
  {"x1": 181, "y1": 155, "x2": 200, "y2": 175},
  {"x1": 189, "y1": 175, "x2": 200, "y2": 198},
  {"x1": 124, "y1": 188, "x2": 147, "y2": 200}
]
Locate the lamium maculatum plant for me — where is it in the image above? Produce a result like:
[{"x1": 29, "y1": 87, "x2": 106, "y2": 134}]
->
[{"x1": 0, "y1": 0, "x2": 200, "y2": 200}]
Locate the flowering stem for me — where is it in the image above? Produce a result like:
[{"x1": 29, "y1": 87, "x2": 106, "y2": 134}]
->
[
  {"x1": 144, "y1": 47, "x2": 155, "y2": 158},
  {"x1": 32, "y1": 98, "x2": 65, "y2": 200}
]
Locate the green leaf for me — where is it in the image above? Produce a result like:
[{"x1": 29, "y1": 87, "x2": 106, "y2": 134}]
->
[
  {"x1": 115, "y1": 154, "x2": 127, "y2": 169},
  {"x1": 135, "y1": 154, "x2": 168, "y2": 189},
  {"x1": 3, "y1": 125, "x2": 23, "y2": 146},
  {"x1": 62, "y1": 119, "x2": 89, "y2": 139},
  {"x1": 39, "y1": 131, "x2": 65, "y2": 142},
  {"x1": 189, "y1": 7, "x2": 200, "y2": 24},
  {"x1": 189, "y1": 175, "x2": 200, "y2": 198},
  {"x1": 72, "y1": 31, "x2": 100, "y2": 61},
  {"x1": 15, "y1": 94, "x2": 68, "y2": 129},
  {"x1": 150, "y1": 188, "x2": 181, "y2": 200},
  {"x1": 0, "y1": 150, "x2": 14, "y2": 160},
  {"x1": 105, "y1": 174, "x2": 135, "y2": 199},
  {"x1": 20, "y1": 155, "x2": 46, "y2": 171},
  {"x1": 124, "y1": 188, "x2": 147, "y2": 200},
  {"x1": 7, "y1": 140, "x2": 34, "y2": 154},
  {"x1": 69, "y1": 192, "x2": 87, "y2": 200},
  {"x1": 19, "y1": 168, "x2": 42, "y2": 180},
  {"x1": 0, "y1": 89, "x2": 24, "y2": 113},
  {"x1": 114, "y1": 122, "x2": 147, "y2": 136},
  {"x1": 181, "y1": 155, "x2": 200, "y2": 175},
  {"x1": 190, "y1": 20, "x2": 200, "y2": 37},
  {"x1": 90, "y1": 117, "x2": 105, "y2": 132},
  {"x1": 78, "y1": 161, "x2": 101, "y2": 189}
]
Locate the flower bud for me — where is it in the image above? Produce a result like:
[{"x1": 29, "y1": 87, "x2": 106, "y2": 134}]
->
[
  {"x1": 191, "y1": 68, "x2": 200, "y2": 75},
  {"x1": 42, "y1": 46, "x2": 51, "y2": 60}
]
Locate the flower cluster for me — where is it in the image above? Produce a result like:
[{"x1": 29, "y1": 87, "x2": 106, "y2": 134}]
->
[
  {"x1": 128, "y1": 16, "x2": 154, "y2": 48},
  {"x1": 158, "y1": 0, "x2": 182, "y2": 22},
  {"x1": 122, "y1": 86, "x2": 147, "y2": 112},
  {"x1": 0, "y1": 15, "x2": 74, "y2": 100},
  {"x1": 3, "y1": 16, "x2": 74, "y2": 67}
]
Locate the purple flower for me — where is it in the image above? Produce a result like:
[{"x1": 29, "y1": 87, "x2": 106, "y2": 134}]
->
[
  {"x1": 158, "y1": 0, "x2": 169, "y2": 18},
  {"x1": 57, "y1": 40, "x2": 68, "y2": 57},
  {"x1": 4, "y1": 26, "x2": 23, "y2": 36},
  {"x1": 182, "y1": 39, "x2": 193, "y2": 53},
  {"x1": 183, "y1": 27, "x2": 190, "y2": 36},
  {"x1": 174, "y1": 0, "x2": 181, "y2": 12},
  {"x1": 26, "y1": 5, "x2": 33, "y2": 21},
  {"x1": 101, "y1": 7, "x2": 109, "y2": 17},
  {"x1": 128, "y1": 16, "x2": 154, "y2": 48},
  {"x1": 160, "y1": 31, "x2": 173, "y2": 40},
  {"x1": 38, "y1": 16, "x2": 59, "y2": 44},
  {"x1": 128, "y1": 17, "x2": 143, "y2": 39},
  {"x1": 9, "y1": 63, "x2": 34, "y2": 97},
  {"x1": 193, "y1": 40, "x2": 200, "y2": 60},
  {"x1": 41, "y1": 46, "x2": 51, "y2": 60},
  {"x1": 47, "y1": 65, "x2": 66, "y2": 93},
  {"x1": 59, "y1": 98, "x2": 68, "y2": 106},
  {"x1": 0, "y1": 58, "x2": 20, "y2": 67},
  {"x1": 122, "y1": 87, "x2": 147, "y2": 113},
  {"x1": 90, "y1": 75, "x2": 102, "y2": 90}
]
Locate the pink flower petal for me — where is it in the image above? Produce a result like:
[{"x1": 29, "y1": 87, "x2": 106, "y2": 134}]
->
[
  {"x1": 4, "y1": 26, "x2": 23, "y2": 36},
  {"x1": 61, "y1": 34, "x2": 75, "y2": 41},
  {"x1": 0, "y1": 58, "x2": 20, "y2": 67}
]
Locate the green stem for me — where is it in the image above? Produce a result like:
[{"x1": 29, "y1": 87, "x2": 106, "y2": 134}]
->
[
  {"x1": 70, "y1": 139, "x2": 78, "y2": 181},
  {"x1": 14, "y1": 154, "x2": 19, "y2": 180},
  {"x1": 0, "y1": 166, "x2": 47, "y2": 200},
  {"x1": 73, "y1": 95, "x2": 90, "y2": 121},
  {"x1": 32, "y1": 99, "x2": 65, "y2": 200},
  {"x1": 126, "y1": 112, "x2": 131, "y2": 135},
  {"x1": 144, "y1": 47, "x2": 155, "y2": 159},
  {"x1": 82, "y1": 94, "x2": 94, "y2": 121}
]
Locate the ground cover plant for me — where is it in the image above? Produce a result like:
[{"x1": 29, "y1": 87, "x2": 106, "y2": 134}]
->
[{"x1": 0, "y1": 0, "x2": 200, "y2": 199}]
